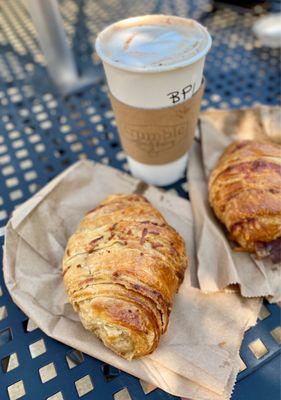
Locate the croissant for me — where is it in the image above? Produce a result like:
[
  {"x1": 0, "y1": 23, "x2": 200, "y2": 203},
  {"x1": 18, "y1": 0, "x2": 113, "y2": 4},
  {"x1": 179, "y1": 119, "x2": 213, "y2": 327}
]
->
[
  {"x1": 63, "y1": 194, "x2": 187, "y2": 359},
  {"x1": 209, "y1": 140, "x2": 281, "y2": 263}
]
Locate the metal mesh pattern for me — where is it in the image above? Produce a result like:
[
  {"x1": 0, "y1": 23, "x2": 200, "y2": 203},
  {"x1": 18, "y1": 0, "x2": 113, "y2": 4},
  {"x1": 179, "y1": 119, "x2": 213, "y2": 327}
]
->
[{"x1": 0, "y1": 0, "x2": 280, "y2": 399}]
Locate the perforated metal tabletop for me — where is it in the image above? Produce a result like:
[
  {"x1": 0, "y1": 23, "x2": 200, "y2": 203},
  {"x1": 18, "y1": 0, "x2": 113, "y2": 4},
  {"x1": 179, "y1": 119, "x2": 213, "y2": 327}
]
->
[{"x1": 0, "y1": 1, "x2": 280, "y2": 400}]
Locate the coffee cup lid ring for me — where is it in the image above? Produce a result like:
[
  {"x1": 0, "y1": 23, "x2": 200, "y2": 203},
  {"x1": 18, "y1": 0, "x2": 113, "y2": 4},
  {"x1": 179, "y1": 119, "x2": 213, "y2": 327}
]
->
[{"x1": 95, "y1": 15, "x2": 212, "y2": 74}]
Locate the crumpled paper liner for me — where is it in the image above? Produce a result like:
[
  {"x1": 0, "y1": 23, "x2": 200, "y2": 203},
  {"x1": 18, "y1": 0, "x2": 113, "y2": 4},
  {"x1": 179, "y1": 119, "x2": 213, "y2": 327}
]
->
[
  {"x1": 188, "y1": 105, "x2": 281, "y2": 302},
  {"x1": 3, "y1": 160, "x2": 261, "y2": 399}
]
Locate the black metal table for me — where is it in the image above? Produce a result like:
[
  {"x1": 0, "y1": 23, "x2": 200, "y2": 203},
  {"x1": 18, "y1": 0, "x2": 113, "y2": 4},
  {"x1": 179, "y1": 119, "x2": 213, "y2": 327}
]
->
[{"x1": 0, "y1": 1, "x2": 280, "y2": 399}]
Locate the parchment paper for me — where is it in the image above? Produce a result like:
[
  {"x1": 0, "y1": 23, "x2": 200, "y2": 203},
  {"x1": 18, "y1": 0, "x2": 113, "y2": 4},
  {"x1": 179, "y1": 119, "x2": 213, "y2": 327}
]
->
[
  {"x1": 188, "y1": 106, "x2": 281, "y2": 302},
  {"x1": 3, "y1": 160, "x2": 261, "y2": 399}
]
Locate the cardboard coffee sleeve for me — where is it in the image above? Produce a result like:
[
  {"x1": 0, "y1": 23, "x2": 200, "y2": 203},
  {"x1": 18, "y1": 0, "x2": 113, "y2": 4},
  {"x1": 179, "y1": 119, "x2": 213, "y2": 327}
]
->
[{"x1": 110, "y1": 81, "x2": 205, "y2": 165}]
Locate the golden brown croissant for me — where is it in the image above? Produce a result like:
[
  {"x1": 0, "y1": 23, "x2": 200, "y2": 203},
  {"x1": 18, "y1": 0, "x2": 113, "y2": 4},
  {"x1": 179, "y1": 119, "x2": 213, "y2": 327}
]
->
[
  {"x1": 63, "y1": 194, "x2": 187, "y2": 359},
  {"x1": 209, "y1": 140, "x2": 281, "y2": 262}
]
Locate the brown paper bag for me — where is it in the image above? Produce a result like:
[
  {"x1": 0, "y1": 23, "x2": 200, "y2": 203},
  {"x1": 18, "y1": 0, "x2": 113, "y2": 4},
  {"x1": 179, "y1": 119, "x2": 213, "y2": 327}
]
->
[
  {"x1": 3, "y1": 160, "x2": 261, "y2": 400},
  {"x1": 188, "y1": 106, "x2": 281, "y2": 302}
]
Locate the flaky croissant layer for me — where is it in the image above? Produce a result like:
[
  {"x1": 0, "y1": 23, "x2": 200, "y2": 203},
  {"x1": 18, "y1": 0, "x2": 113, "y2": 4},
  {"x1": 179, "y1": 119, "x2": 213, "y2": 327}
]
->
[
  {"x1": 209, "y1": 140, "x2": 281, "y2": 262},
  {"x1": 63, "y1": 194, "x2": 188, "y2": 359}
]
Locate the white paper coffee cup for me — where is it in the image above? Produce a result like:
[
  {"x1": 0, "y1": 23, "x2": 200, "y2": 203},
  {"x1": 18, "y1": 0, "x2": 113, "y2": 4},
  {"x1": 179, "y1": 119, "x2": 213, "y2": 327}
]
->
[{"x1": 96, "y1": 15, "x2": 212, "y2": 185}]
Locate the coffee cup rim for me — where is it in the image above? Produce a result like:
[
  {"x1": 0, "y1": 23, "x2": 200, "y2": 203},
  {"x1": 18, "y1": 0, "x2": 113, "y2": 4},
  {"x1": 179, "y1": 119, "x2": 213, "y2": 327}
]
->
[{"x1": 95, "y1": 14, "x2": 212, "y2": 74}]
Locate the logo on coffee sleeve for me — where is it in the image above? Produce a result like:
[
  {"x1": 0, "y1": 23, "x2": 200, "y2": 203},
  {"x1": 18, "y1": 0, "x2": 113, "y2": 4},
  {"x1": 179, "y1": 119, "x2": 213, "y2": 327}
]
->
[{"x1": 120, "y1": 123, "x2": 187, "y2": 156}]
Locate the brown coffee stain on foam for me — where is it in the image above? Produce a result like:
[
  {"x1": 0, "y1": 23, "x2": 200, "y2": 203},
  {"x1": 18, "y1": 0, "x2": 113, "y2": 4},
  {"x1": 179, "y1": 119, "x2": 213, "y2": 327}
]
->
[{"x1": 124, "y1": 33, "x2": 137, "y2": 50}]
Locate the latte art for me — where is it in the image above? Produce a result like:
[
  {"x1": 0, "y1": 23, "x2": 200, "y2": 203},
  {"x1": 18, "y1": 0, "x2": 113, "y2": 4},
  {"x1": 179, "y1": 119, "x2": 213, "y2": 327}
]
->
[{"x1": 106, "y1": 23, "x2": 204, "y2": 68}]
